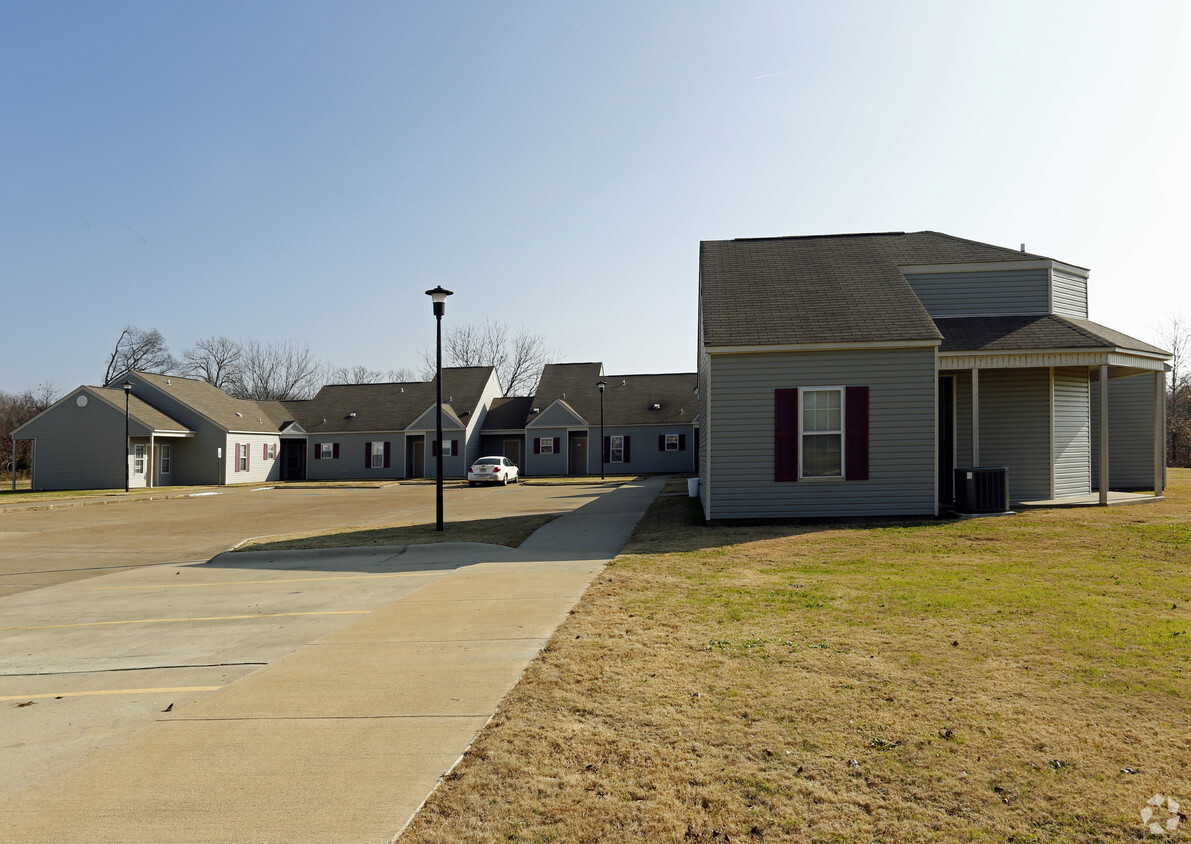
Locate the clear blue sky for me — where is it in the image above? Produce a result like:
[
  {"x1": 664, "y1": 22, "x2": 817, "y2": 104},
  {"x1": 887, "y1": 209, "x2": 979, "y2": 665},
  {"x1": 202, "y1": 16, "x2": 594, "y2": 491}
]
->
[{"x1": 3, "y1": 0, "x2": 1189, "y2": 394}]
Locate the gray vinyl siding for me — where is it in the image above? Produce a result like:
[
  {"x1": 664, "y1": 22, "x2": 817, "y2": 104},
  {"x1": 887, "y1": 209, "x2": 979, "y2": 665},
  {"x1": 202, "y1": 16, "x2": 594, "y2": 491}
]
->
[
  {"x1": 481, "y1": 434, "x2": 526, "y2": 466},
  {"x1": 977, "y1": 369, "x2": 1051, "y2": 500},
  {"x1": 533, "y1": 403, "x2": 587, "y2": 427},
  {"x1": 590, "y1": 426, "x2": 696, "y2": 474},
  {"x1": 525, "y1": 429, "x2": 570, "y2": 475},
  {"x1": 697, "y1": 344, "x2": 711, "y2": 518},
  {"x1": 19, "y1": 391, "x2": 132, "y2": 490},
  {"x1": 1052, "y1": 367, "x2": 1091, "y2": 498},
  {"x1": 1051, "y1": 269, "x2": 1089, "y2": 318},
  {"x1": 1091, "y1": 372, "x2": 1158, "y2": 489},
  {"x1": 904, "y1": 269, "x2": 1050, "y2": 317},
  {"x1": 464, "y1": 371, "x2": 504, "y2": 470},
  {"x1": 306, "y1": 434, "x2": 407, "y2": 480},
  {"x1": 704, "y1": 347, "x2": 936, "y2": 520}
]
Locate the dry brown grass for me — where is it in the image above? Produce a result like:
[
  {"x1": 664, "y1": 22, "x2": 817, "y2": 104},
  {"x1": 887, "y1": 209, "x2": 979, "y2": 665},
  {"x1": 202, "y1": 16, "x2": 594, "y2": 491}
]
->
[{"x1": 401, "y1": 471, "x2": 1191, "y2": 843}]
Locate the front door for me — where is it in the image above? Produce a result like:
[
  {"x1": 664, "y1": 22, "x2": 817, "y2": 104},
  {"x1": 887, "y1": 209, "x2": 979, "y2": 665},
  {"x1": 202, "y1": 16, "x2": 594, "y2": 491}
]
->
[
  {"x1": 281, "y1": 440, "x2": 306, "y2": 481},
  {"x1": 939, "y1": 376, "x2": 955, "y2": 504},
  {"x1": 409, "y1": 438, "x2": 425, "y2": 478},
  {"x1": 503, "y1": 438, "x2": 522, "y2": 468},
  {"x1": 569, "y1": 433, "x2": 587, "y2": 475}
]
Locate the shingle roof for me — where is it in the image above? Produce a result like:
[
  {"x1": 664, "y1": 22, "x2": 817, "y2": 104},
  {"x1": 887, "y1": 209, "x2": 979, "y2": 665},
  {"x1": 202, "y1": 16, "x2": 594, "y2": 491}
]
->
[
  {"x1": 482, "y1": 396, "x2": 535, "y2": 430},
  {"x1": 91, "y1": 387, "x2": 193, "y2": 433},
  {"x1": 130, "y1": 372, "x2": 292, "y2": 432},
  {"x1": 936, "y1": 315, "x2": 1169, "y2": 356},
  {"x1": 508, "y1": 363, "x2": 697, "y2": 428},
  {"x1": 700, "y1": 231, "x2": 1051, "y2": 348},
  {"x1": 283, "y1": 367, "x2": 495, "y2": 433}
]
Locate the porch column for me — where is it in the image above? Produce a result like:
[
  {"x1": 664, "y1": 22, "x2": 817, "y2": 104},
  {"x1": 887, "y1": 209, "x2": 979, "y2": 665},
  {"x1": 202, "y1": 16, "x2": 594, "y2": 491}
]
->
[
  {"x1": 971, "y1": 367, "x2": 980, "y2": 465},
  {"x1": 1155, "y1": 370, "x2": 1166, "y2": 497},
  {"x1": 148, "y1": 433, "x2": 155, "y2": 489},
  {"x1": 1098, "y1": 364, "x2": 1109, "y2": 506}
]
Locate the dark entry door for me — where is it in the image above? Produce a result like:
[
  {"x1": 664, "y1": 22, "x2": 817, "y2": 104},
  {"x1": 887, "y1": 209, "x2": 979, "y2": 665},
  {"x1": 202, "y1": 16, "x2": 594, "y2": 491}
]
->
[
  {"x1": 569, "y1": 433, "x2": 587, "y2": 475},
  {"x1": 408, "y1": 439, "x2": 425, "y2": 478},
  {"x1": 281, "y1": 440, "x2": 306, "y2": 481},
  {"x1": 938, "y1": 377, "x2": 955, "y2": 504},
  {"x1": 503, "y1": 439, "x2": 522, "y2": 468}
]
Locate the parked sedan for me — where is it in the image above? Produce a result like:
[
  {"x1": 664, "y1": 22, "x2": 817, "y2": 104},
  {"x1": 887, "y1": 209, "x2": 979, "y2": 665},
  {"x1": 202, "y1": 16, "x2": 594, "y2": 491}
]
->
[{"x1": 468, "y1": 456, "x2": 520, "y2": 486}]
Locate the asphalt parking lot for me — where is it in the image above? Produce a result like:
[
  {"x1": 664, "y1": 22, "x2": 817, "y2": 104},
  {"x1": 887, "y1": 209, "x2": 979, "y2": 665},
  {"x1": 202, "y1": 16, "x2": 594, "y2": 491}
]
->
[{"x1": 0, "y1": 481, "x2": 615, "y2": 803}]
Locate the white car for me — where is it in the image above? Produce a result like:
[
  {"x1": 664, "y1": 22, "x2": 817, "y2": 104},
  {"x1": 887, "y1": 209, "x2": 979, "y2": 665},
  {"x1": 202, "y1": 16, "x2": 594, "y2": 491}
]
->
[{"x1": 468, "y1": 456, "x2": 520, "y2": 486}]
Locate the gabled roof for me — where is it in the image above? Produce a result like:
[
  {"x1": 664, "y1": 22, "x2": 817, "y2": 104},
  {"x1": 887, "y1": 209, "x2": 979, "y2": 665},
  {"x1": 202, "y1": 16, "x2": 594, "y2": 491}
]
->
[
  {"x1": 282, "y1": 367, "x2": 495, "y2": 433},
  {"x1": 700, "y1": 231, "x2": 1053, "y2": 348},
  {"x1": 13, "y1": 385, "x2": 193, "y2": 438},
  {"x1": 126, "y1": 371, "x2": 293, "y2": 433},
  {"x1": 936, "y1": 315, "x2": 1169, "y2": 356},
  {"x1": 487, "y1": 363, "x2": 697, "y2": 430}
]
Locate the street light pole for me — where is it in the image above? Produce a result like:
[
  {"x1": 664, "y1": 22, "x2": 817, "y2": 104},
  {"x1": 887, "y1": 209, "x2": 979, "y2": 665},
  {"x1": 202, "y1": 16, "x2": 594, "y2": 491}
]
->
[
  {"x1": 426, "y1": 286, "x2": 454, "y2": 531},
  {"x1": 597, "y1": 380, "x2": 607, "y2": 481},
  {"x1": 123, "y1": 381, "x2": 132, "y2": 493}
]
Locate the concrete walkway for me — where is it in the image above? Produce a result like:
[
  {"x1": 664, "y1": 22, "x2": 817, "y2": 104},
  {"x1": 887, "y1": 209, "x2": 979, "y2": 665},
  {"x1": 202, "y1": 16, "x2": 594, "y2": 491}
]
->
[{"x1": 0, "y1": 476, "x2": 666, "y2": 843}]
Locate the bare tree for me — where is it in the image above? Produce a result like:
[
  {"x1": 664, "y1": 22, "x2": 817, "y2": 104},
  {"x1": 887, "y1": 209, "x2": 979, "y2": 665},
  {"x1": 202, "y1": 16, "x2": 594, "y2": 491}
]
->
[
  {"x1": 1159, "y1": 315, "x2": 1190, "y2": 466},
  {"x1": 2, "y1": 382, "x2": 59, "y2": 479},
  {"x1": 180, "y1": 336, "x2": 242, "y2": 391},
  {"x1": 419, "y1": 319, "x2": 557, "y2": 396},
  {"x1": 229, "y1": 339, "x2": 323, "y2": 401},
  {"x1": 104, "y1": 326, "x2": 178, "y2": 384},
  {"x1": 326, "y1": 365, "x2": 417, "y2": 385}
]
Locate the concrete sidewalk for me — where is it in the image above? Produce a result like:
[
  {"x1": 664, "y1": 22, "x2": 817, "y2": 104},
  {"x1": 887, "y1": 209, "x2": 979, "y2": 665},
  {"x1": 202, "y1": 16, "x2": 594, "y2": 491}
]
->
[{"x1": 0, "y1": 476, "x2": 667, "y2": 843}]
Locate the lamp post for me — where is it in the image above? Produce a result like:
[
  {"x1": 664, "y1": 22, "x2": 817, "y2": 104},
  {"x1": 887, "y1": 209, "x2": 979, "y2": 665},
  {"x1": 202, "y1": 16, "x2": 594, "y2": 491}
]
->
[
  {"x1": 597, "y1": 380, "x2": 607, "y2": 480},
  {"x1": 426, "y1": 285, "x2": 453, "y2": 531},
  {"x1": 123, "y1": 381, "x2": 132, "y2": 492}
]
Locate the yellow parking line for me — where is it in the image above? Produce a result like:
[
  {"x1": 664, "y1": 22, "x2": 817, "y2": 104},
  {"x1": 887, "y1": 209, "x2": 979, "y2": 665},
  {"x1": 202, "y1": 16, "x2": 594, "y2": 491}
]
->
[
  {"x1": 79, "y1": 572, "x2": 429, "y2": 591},
  {"x1": 1, "y1": 686, "x2": 221, "y2": 702},
  {"x1": 0, "y1": 610, "x2": 369, "y2": 631}
]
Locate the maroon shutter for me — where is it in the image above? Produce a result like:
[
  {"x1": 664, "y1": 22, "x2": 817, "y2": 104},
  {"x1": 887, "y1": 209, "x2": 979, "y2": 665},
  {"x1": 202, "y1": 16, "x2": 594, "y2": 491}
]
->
[
  {"x1": 365, "y1": 442, "x2": 372, "y2": 467},
  {"x1": 658, "y1": 434, "x2": 665, "y2": 451},
  {"x1": 234, "y1": 443, "x2": 240, "y2": 472},
  {"x1": 552, "y1": 437, "x2": 560, "y2": 454},
  {"x1": 431, "y1": 441, "x2": 437, "y2": 457},
  {"x1": 603, "y1": 437, "x2": 610, "y2": 462},
  {"x1": 263, "y1": 444, "x2": 267, "y2": 460},
  {"x1": 383, "y1": 442, "x2": 391, "y2": 468},
  {"x1": 845, "y1": 386, "x2": 870, "y2": 481},
  {"x1": 314, "y1": 443, "x2": 321, "y2": 460},
  {"x1": 246, "y1": 445, "x2": 250, "y2": 472},
  {"x1": 332, "y1": 443, "x2": 339, "y2": 460},
  {"x1": 533, "y1": 438, "x2": 541, "y2": 455},
  {"x1": 679, "y1": 434, "x2": 686, "y2": 451},
  {"x1": 451, "y1": 440, "x2": 459, "y2": 457},
  {"x1": 623, "y1": 436, "x2": 631, "y2": 463},
  {"x1": 774, "y1": 388, "x2": 799, "y2": 482}
]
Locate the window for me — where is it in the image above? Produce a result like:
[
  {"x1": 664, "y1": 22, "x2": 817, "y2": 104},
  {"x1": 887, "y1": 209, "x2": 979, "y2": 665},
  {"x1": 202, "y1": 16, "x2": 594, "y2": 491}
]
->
[
  {"x1": 238, "y1": 443, "x2": 249, "y2": 472},
  {"x1": 610, "y1": 435, "x2": 624, "y2": 463},
  {"x1": 321, "y1": 443, "x2": 334, "y2": 460},
  {"x1": 665, "y1": 434, "x2": 679, "y2": 451},
  {"x1": 371, "y1": 441, "x2": 385, "y2": 468},
  {"x1": 774, "y1": 386, "x2": 869, "y2": 483},
  {"x1": 159, "y1": 444, "x2": 171, "y2": 475},
  {"x1": 540, "y1": 437, "x2": 555, "y2": 454},
  {"x1": 133, "y1": 444, "x2": 146, "y2": 475},
  {"x1": 265, "y1": 443, "x2": 276, "y2": 460},
  {"x1": 801, "y1": 388, "x2": 843, "y2": 478}
]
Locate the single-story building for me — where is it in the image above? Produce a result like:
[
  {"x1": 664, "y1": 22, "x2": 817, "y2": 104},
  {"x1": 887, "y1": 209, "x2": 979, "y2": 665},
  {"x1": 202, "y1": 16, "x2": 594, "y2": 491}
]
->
[{"x1": 697, "y1": 231, "x2": 1170, "y2": 522}]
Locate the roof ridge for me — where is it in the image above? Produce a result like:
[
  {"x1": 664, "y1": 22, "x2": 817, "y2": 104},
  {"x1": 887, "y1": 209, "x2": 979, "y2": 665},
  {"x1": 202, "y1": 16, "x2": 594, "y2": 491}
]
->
[
  {"x1": 912, "y1": 231, "x2": 1050, "y2": 261},
  {"x1": 729, "y1": 232, "x2": 906, "y2": 243}
]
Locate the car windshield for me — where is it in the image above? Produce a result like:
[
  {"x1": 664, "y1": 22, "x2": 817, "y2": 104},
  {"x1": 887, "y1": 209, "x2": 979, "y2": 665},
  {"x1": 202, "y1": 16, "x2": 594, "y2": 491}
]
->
[{"x1": 474, "y1": 458, "x2": 501, "y2": 465}]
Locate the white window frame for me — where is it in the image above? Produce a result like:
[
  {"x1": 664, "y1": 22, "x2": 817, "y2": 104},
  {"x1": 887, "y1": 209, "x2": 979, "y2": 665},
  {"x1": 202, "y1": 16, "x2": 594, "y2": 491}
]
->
[
  {"x1": 610, "y1": 435, "x2": 624, "y2": 463},
  {"x1": 159, "y1": 444, "x2": 171, "y2": 475},
  {"x1": 133, "y1": 444, "x2": 146, "y2": 475},
  {"x1": 237, "y1": 443, "x2": 248, "y2": 472},
  {"x1": 320, "y1": 443, "x2": 334, "y2": 460},
  {"x1": 266, "y1": 443, "x2": 276, "y2": 460},
  {"x1": 540, "y1": 437, "x2": 555, "y2": 454},
  {"x1": 799, "y1": 386, "x2": 844, "y2": 480},
  {"x1": 371, "y1": 441, "x2": 385, "y2": 469},
  {"x1": 665, "y1": 434, "x2": 679, "y2": 451}
]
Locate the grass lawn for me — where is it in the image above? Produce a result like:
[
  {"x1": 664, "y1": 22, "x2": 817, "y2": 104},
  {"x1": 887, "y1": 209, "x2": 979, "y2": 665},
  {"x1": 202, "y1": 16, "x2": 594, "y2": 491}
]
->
[{"x1": 401, "y1": 470, "x2": 1191, "y2": 843}]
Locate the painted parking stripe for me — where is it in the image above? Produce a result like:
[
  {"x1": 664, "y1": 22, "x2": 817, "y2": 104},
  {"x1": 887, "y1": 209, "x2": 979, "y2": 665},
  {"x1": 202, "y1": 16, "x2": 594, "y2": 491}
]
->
[
  {"x1": 0, "y1": 610, "x2": 369, "y2": 631},
  {"x1": 1, "y1": 686, "x2": 221, "y2": 702}
]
